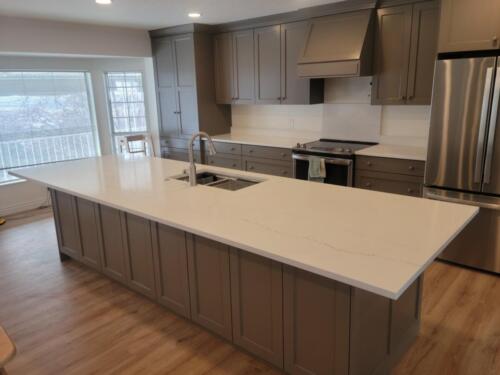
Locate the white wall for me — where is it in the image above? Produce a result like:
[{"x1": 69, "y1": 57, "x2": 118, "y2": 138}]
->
[
  {"x1": 230, "y1": 77, "x2": 431, "y2": 146},
  {"x1": 0, "y1": 55, "x2": 160, "y2": 216},
  {"x1": 0, "y1": 15, "x2": 151, "y2": 57}
]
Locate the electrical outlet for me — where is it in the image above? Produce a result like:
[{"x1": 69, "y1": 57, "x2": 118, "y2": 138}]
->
[{"x1": 289, "y1": 118, "x2": 295, "y2": 129}]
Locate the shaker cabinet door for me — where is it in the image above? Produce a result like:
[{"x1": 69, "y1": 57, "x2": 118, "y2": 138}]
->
[
  {"x1": 152, "y1": 223, "x2": 191, "y2": 318},
  {"x1": 254, "y1": 25, "x2": 282, "y2": 104},
  {"x1": 406, "y1": 1, "x2": 439, "y2": 105},
  {"x1": 52, "y1": 190, "x2": 82, "y2": 259},
  {"x1": 281, "y1": 21, "x2": 310, "y2": 105},
  {"x1": 99, "y1": 205, "x2": 128, "y2": 283},
  {"x1": 187, "y1": 235, "x2": 232, "y2": 340},
  {"x1": 122, "y1": 213, "x2": 157, "y2": 298},
  {"x1": 233, "y1": 30, "x2": 255, "y2": 104},
  {"x1": 76, "y1": 197, "x2": 102, "y2": 270},
  {"x1": 372, "y1": 5, "x2": 413, "y2": 105},
  {"x1": 230, "y1": 249, "x2": 284, "y2": 367},
  {"x1": 438, "y1": 0, "x2": 500, "y2": 53},
  {"x1": 214, "y1": 33, "x2": 234, "y2": 104}
]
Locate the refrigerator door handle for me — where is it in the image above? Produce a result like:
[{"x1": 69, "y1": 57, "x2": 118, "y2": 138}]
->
[
  {"x1": 474, "y1": 67, "x2": 494, "y2": 183},
  {"x1": 484, "y1": 67, "x2": 500, "y2": 184}
]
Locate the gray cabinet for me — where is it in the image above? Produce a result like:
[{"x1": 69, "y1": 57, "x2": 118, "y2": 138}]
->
[
  {"x1": 99, "y1": 205, "x2": 128, "y2": 283},
  {"x1": 438, "y1": 0, "x2": 500, "y2": 53},
  {"x1": 214, "y1": 33, "x2": 234, "y2": 104},
  {"x1": 372, "y1": 1, "x2": 438, "y2": 105},
  {"x1": 187, "y1": 235, "x2": 232, "y2": 340},
  {"x1": 254, "y1": 25, "x2": 282, "y2": 104},
  {"x1": 51, "y1": 190, "x2": 82, "y2": 260},
  {"x1": 283, "y1": 266, "x2": 350, "y2": 375},
  {"x1": 243, "y1": 157, "x2": 292, "y2": 178},
  {"x1": 152, "y1": 223, "x2": 191, "y2": 319},
  {"x1": 207, "y1": 154, "x2": 242, "y2": 170},
  {"x1": 122, "y1": 213, "x2": 157, "y2": 298},
  {"x1": 233, "y1": 30, "x2": 256, "y2": 104},
  {"x1": 355, "y1": 156, "x2": 425, "y2": 197},
  {"x1": 76, "y1": 198, "x2": 102, "y2": 270},
  {"x1": 230, "y1": 249, "x2": 283, "y2": 367}
]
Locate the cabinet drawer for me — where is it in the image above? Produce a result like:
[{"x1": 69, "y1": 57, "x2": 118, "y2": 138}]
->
[
  {"x1": 243, "y1": 157, "x2": 292, "y2": 177},
  {"x1": 207, "y1": 155, "x2": 242, "y2": 170},
  {"x1": 242, "y1": 145, "x2": 292, "y2": 161},
  {"x1": 355, "y1": 171, "x2": 423, "y2": 197},
  {"x1": 161, "y1": 137, "x2": 200, "y2": 150},
  {"x1": 162, "y1": 148, "x2": 202, "y2": 163},
  {"x1": 212, "y1": 141, "x2": 242, "y2": 155},
  {"x1": 356, "y1": 156, "x2": 425, "y2": 176}
]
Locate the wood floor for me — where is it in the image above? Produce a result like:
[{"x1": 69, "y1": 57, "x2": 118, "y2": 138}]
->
[{"x1": 0, "y1": 209, "x2": 499, "y2": 375}]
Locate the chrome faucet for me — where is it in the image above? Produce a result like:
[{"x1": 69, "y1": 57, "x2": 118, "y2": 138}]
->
[{"x1": 188, "y1": 132, "x2": 216, "y2": 186}]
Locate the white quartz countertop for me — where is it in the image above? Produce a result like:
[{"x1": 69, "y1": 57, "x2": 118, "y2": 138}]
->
[
  {"x1": 210, "y1": 133, "x2": 314, "y2": 149},
  {"x1": 11, "y1": 155, "x2": 477, "y2": 300},
  {"x1": 355, "y1": 144, "x2": 428, "y2": 161}
]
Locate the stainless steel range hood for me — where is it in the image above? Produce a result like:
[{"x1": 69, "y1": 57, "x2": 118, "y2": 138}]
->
[{"x1": 297, "y1": 9, "x2": 374, "y2": 78}]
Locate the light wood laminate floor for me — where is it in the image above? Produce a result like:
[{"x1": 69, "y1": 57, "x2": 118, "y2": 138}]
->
[{"x1": 0, "y1": 208, "x2": 499, "y2": 375}]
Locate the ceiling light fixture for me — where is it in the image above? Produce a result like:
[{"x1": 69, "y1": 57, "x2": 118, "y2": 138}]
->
[
  {"x1": 96, "y1": 0, "x2": 112, "y2": 5},
  {"x1": 188, "y1": 12, "x2": 201, "y2": 18}
]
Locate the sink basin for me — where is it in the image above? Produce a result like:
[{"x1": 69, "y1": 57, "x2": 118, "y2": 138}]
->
[{"x1": 174, "y1": 171, "x2": 262, "y2": 191}]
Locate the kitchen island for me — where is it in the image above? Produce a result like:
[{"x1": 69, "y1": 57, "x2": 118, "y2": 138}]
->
[{"x1": 11, "y1": 155, "x2": 477, "y2": 375}]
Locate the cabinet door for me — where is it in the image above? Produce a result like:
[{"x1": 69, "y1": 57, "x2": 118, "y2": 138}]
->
[
  {"x1": 173, "y1": 34, "x2": 199, "y2": 137},
  {"x1": 233, "y1": 30, "x2": 255, "y2": 104},
  {"x1": 406, "y1": 1, "x2": 439, "y2": 105},
  {"x1": 99, "y1": 205, "x2": 128, "y2": 283},
  {"x1": 281, "y1": 21, "x2": 310, "y2": 105},
  {"x1": 154, "y1": 38, "x2": 180, "y2": 137},
  {"x1": 372, "y1": 5, "x2": 413, "y2": 105},
  {"x1": 214, "y1": 33, "x2": 234, "y2": 104},
  {"x1": 152, "y1": 223, "x2": 191, "y2": 319},
  {"x1": 438, "y1": 0, "x2": 500, "y2": 53},
  {"x1": 187, "y1": 235, "x2": 232, "y2": 340},
  {"x1": 76, "y1": 198, "x2": 102, "y2": 270},
  {"x1": 230, "y1": 249, "x2": 283, "y2": 368},
  {"x1": 283, "y1": 266, "x2": 350, "y2": 375},
  {"x1": 254, "y1": 25, "x2": 282, "y2": 104},
  {"x1": 122, "y1": 213, "x2": 157, "y2": 298},
  {"x1": 52, "y1": 190, "x2": 81, "y2": 259}
]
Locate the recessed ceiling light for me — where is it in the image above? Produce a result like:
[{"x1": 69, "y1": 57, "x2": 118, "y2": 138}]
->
[
  {"x1": 96, "y1": 0, "x2": 112, "y2": 5},
  {"x1": 188, "y1": 12, "x2": 201, "y2": 18}
]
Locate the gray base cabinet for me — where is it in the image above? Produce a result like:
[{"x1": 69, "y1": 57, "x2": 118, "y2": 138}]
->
[
  {"x1": 152, "y1": 223, "x2": 191, "y2": 319},
  {"x1": 230, "y1": 249, "x2": 283, "y2": 367},
  {"x1": 187, "y1": 235, "x2": 233, "y2": 340},
  {"x1": 283, "y1": 266, "x2": 350, "y2": 375},
  {"x1": 50, "y1": 188, "x2": 423, "y2": 375}
]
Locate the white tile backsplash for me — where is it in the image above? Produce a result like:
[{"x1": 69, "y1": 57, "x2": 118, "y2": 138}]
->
[{"x1": 230, "y1": 77, "x2": 431, "y2": 146}]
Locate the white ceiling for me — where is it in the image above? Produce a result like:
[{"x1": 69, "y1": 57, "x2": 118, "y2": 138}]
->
[{"x1": 0, "y1": 0, "x2": 344, "y2": 30}]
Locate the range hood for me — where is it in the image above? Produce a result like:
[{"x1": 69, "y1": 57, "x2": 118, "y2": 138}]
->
[{"x1": 297, "y1": 9, "x2": 374, "y2": 78}]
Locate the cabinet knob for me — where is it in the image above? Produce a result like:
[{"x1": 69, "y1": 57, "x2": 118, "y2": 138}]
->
[
  {"x1": 408, "y1": 165, "x2": 415, "y2": 171},
  {"x1": 232, "y1": 163, "x2": 237, "y2": 168},
  {"x1": 249, "y1": 149, "x2": 254, "y2": 153},
  {"x1": 230, "y1": 147, "x2": 235, "y2": 151},
  {"x1": 366, "y1": 161, "x2": 372, "y2": 167}
]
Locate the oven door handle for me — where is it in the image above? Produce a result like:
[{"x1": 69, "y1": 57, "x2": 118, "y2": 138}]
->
[{"x1": 292, "y1": 153, "x2": 354, "y2": 186}]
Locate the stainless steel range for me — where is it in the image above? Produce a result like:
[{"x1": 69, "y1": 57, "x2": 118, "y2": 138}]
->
[{"x1": 292, "y1": 139, "x2": 376, "y2": 186}]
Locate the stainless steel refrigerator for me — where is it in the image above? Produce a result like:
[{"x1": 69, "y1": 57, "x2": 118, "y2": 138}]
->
[{"x1": 425, "y1": 55, "x2": 500, "y2": 274}]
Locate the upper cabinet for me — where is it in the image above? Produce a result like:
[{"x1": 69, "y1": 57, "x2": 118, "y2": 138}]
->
[
  {"x1": 372, "y1": 1, "x2": 439, "y2": 105},
  {"x1": 151, "y1": 31, "x2": 230, "y2": 139},
  {"x1": 438, "y1": 0, "x2": 500, "y2": 53},
  {"x1": 214, "y1": 23, "x2": 323, "y2": 105}
]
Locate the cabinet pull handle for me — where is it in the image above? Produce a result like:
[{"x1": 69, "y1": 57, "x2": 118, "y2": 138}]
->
[
  {"x1": 231, "y1": 147, "x2": 235, "y2": 151},
  {"x1": 408, "y1": 165, "x2": 415, "y2": 171},
  {"x1": 366, "y1": 161, "x2": 372, "y2": 166},
  {"x1": 173, "y1": 111, "x2": 180, "y2": 114},
  {"x1": 407, "y1": 188, "x2": 414, "y2": 193},
  {"x1": 232, "y1": 163, "x2": 237, "y2": 168},
  {"x1": 249, "y1": 149, "x2": 254, "y2": 153},
  {"x1": 277, "y1": 97, "x2": 282, "y2": 100}
]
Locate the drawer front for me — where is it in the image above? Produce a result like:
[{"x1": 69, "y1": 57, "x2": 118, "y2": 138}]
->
[
  {"x1": 243, "y1": 157, "x2": 292, "y2": 177},
  {"x1": 242, "y1": 145, "x2": 292, "y2": 161},
  {"x1": 161, "y1": 137, "x2": 200, "y2": 150},
  {"x1": 207, "y1": 155, "x2": 242, "y2": 170},
  {"x1": 356, "y1": 156, "x2": 425, "y2": 177},
  {"x1": 162, "y1": 148, "x2": 202, "y2": 163},
  {"x1": 212, "y1": 141, "x2": 242, "y2": 155},
  {"x1": 355, "y1": 171, "x2": 423, "y2": 197}
]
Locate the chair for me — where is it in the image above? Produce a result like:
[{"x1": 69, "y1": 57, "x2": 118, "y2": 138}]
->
[
  {"x1": 118, "y1": 134, "x2": 155, "y2": 156},
  {"x1": 0, "y1": 326, "x2": 16, "y2": 374}
]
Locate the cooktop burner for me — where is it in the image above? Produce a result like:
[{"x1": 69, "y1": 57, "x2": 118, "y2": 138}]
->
[{"x1": 293, "y1": 139, "x2": 377, "y2": 156}]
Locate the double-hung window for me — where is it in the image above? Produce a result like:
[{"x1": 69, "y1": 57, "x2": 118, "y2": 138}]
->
[
  {"x1": 0, "y1": 71, "x2": 99, "y2": 184},
  {"x1": 105, "y1": 72, "x2": 149, "y2": 153}
]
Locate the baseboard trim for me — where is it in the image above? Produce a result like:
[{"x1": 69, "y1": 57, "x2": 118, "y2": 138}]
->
[{"x1": 0, "y1": 198, "x2": 49, "y2": 217}]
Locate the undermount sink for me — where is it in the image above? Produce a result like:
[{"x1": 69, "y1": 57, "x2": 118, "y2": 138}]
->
[{"x1": 174, "y1": 171, "x2": 262, "y2": 191}]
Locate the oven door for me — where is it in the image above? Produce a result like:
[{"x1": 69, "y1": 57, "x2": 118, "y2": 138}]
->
[{"x1": 292, "y1": 154, "x2": 353, "y2": 186}]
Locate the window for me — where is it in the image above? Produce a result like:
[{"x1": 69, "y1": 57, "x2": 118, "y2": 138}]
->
[
  {"x1": 0, "y1": 71, "x2": 99, "y2": 184},
  {"x1": 105, "y1": 72, "x2": 148, "y2": 152}
]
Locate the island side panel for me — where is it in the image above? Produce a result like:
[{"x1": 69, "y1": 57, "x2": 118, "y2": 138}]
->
[
  {"x1": 50, "y1": 189, "x2": 82, "y2": 260},
  {"x1": 75, "y1": 197, "x2": 102, "y2": 271}
]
